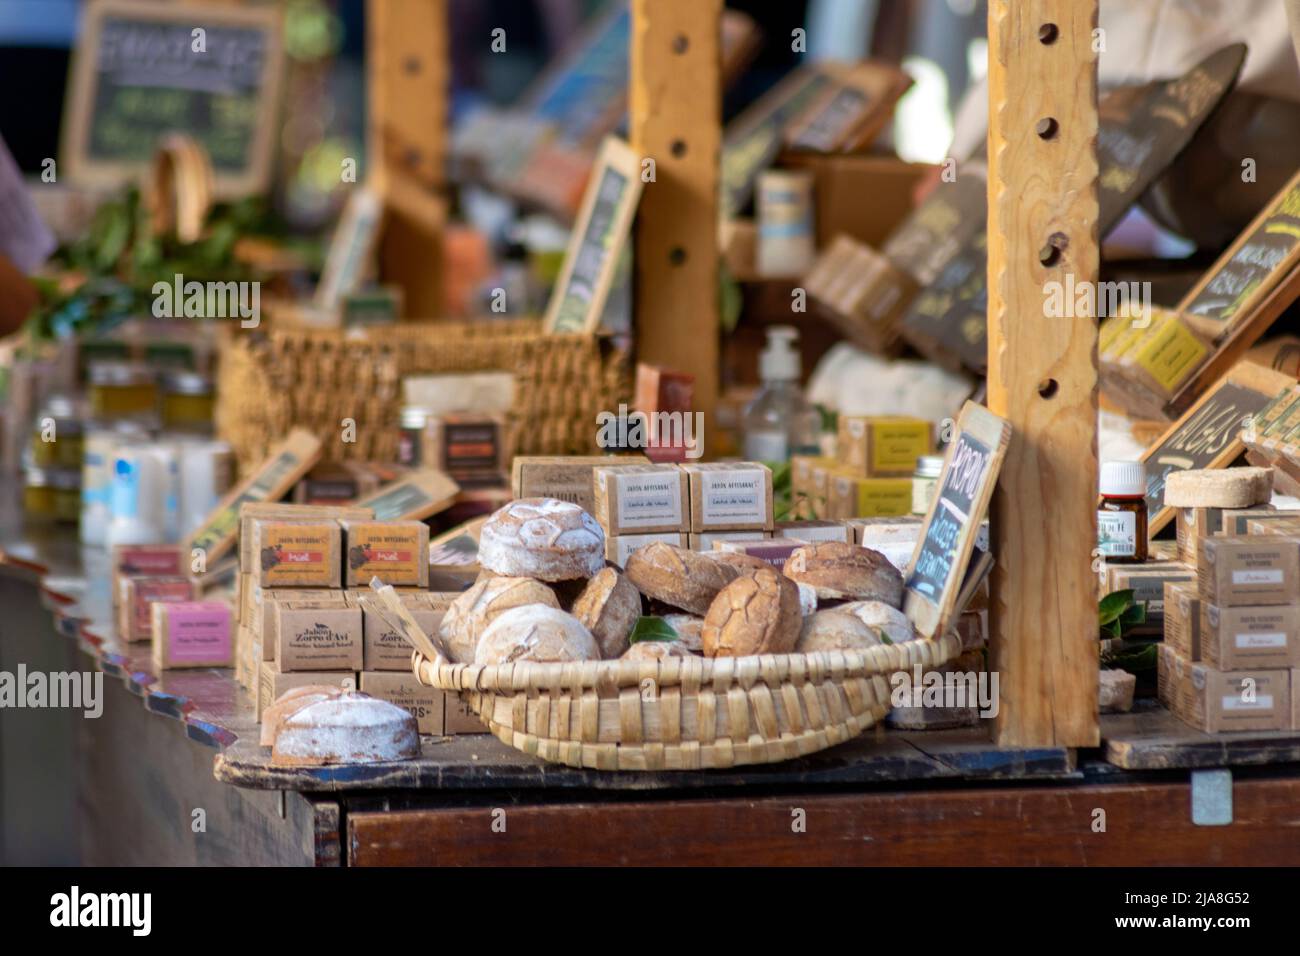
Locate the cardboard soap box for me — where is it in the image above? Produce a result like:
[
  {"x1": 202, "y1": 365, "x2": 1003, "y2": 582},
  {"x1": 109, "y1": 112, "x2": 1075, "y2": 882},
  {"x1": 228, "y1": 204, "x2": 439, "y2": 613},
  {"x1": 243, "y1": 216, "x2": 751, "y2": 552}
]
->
[
  {"x1": 257, "y1": 662, "x2": 355, "y2": 720},
  {"x1": 1198, "y1": 536, "x2": 1300, "y2": 606},
  {"x1": 1163, "y1": 580, "x2": 1201, "y2": 661},
  {"x1": 836, "y1": 416, "x2": 931, "y2": 477},
  {"x1": 681, "y1": 461, "x2": 774, "y2": 532},
  {"x1": 1189, "y1": 664, "x2": 1290, "y2": 733},
  {"x1": 360, "y1": 597, "x2": 444, "y2": 671},
  {"x1": 445, "y1": 690, "x2": 489, "y2": 734},
  {"x1": 359, "y1": 671, "x2": 445, "y2": 735},
  {"x1": 604, "y1": 532, "x2": 688, "y2": 567},
  {"x1": 592, "y1": 463, "x2": 688, "y2": 534},
  {"x1": 251, "y1": 519, "x2": 342, "y2": 588},
  {"x1": 274, "y1": 601, "x2": 363, "y2": 671},
  {"x1": 511, "y1": 454, "x2": 648, "y2": 514},
  {"x1": 342, "y1": 520, "x2": 430, "y2": 588},
  {"x1": 1201, "y1": 601, "x2": 1300, "y2": 671}
]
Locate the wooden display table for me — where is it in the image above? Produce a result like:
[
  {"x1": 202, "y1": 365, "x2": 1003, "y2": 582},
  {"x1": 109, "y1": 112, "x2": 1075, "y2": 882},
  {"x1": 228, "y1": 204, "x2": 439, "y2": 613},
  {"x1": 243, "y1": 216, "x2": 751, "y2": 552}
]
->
[{"x1": 4, "y1": 499, "x2": 1300, "y2": 866}]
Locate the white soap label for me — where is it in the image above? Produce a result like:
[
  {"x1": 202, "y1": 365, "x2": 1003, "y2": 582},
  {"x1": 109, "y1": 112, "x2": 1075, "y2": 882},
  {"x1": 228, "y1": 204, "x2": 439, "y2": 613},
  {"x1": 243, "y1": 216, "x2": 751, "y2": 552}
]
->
[
  {"x1": 1097, "y1": 511, "x2": 1137, "y2": 557},
  {"x1": 612, "y1": 533, "x2": 681, "y2": 567},
  {"x1": 1223, "y1": 694, "x2": 1272, "y2": 711},
  {"x1": 1235, "y1": 631, "x2": 1287, "y2": 649},
  {"x1": 1232, "y1": 569, "x2": 1283, "y2": 585},
  {"x1": 615, "y1": 475, "x2": 682, "y2": 529},
  {"x1": 700, "y1": 470, "x2": 767, "y2": 525}
]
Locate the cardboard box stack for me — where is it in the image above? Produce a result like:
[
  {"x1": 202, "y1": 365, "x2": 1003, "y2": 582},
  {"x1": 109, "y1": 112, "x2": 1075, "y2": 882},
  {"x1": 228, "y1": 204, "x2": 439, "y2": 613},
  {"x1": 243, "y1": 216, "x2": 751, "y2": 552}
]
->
[
  {"x1": 231, "y1": 501, "x2": 482, "y2": 736},
  {"x1": 791, "y1": 417, "x2": 930, "y2": 520},
  {"x1": 591, "y1": 461, "x2": 776, "y2": 564},
  {"x1": 1161, "y1": 499, "x2": 1300, "y2": 732}
]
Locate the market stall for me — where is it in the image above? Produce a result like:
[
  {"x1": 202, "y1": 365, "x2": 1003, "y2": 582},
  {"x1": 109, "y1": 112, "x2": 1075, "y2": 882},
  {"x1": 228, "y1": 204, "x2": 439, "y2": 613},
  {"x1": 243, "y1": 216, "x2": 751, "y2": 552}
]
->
[{"x1": 3, "y1": 0, "x2": 1300, "y2": 870}]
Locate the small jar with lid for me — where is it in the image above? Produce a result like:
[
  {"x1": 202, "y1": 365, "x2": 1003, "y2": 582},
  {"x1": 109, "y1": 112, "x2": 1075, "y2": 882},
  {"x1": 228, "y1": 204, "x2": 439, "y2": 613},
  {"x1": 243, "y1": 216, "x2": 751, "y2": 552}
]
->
[
  {"x1": 1098, "y1": 461, "x2": 1148, "y2": 563},
  {"x1": 911, "y1": 455, "x2": 945, "y2": 515},
  {"x1": 398, "y1": 406, "x2": 431, "y2": 467},
  {"x1": 87, "y1": 362, "x2": 157, "y2": 422},
  {"x1": 29, "y1": 394, "x2": 85, "y2": 469},
  {"x1": 160, "y1": 370, "x2": 215, "y2": 432}
]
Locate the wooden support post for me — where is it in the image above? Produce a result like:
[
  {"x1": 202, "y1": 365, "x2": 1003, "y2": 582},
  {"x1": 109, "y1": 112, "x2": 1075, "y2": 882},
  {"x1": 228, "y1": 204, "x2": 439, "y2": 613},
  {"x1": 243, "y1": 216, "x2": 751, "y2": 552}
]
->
[
  {"x1": 629, "y1": 0, "x2": 722, "y2": 441},
  {"x1": 366, "y1": 0, "x2": 447, "y2": 317},
  {"x1": 986, "y1": 1, "x2": 1101, "y2": 747}
]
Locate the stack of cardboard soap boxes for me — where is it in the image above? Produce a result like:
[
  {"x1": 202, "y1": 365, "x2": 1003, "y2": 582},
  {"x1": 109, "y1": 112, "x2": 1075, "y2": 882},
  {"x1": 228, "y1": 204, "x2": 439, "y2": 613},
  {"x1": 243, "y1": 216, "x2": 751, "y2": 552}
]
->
[
  {"x1": 1161, "y1": 509, "x2": 1300, "y2": 732},
  {"x1": 236, "y1": 502, "x2": 485, "y2": 736},
  {"x1": 589, "y1": 461, "x2": 775, "y2": 566},
  {"x1": 790, "y1": 416, "x2": 931, "y2": 520}
]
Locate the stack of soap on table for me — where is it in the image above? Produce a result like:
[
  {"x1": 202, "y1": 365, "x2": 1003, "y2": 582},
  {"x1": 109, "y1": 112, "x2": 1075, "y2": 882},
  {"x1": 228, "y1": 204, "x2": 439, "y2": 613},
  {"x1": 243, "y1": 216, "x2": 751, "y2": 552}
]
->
[
  {"x1": 112, "y1": 544, "x2": 228, "y2": 673},
  {"x1": 790, "y1": 415, "x2": 933, "y2": 521},
  {"x1": 232, "y1": 502, "x2": 481, "y2": 736},
  {"x1": 1158, "y1": 467, "x2": 1300, "y2": 732}
]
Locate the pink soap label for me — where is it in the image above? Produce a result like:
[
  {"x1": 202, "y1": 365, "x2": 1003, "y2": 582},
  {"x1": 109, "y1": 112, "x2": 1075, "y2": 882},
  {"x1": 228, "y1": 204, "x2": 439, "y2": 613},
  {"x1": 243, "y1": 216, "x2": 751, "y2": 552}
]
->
[{"x1": 163, "y1": 602, "x2": 231, "y2": 663}]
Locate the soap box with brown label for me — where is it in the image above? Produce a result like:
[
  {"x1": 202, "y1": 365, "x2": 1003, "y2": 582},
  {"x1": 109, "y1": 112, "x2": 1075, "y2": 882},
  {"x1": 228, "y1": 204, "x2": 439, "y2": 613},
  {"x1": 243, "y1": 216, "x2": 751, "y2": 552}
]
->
[
  {"x1": 592, "y1": 463, "x2": 688, "y2": 534},
  {"x1": 111, "y1": 544, "x2": 184, "y2": 607},
  {"x1": 342, "y1": 520, "x2": 430, "y2": 588},
  {"x1": 1201, "y1": 601, "x2": 1300, "y2": 670},
  {"x1": 118, "y1": 576, "x2": 198, "y2": 642},
  {"x1": 360, "y1": 598, "x2": 444, "y2": 670},
  {"x1": 681, "y1": 461, "x2": 773, "y2": 532},
  {"x1": 257, "y1": 588, "x2": 345, "y2": 661},
  {"x1": 252, "y1": 519, "x2": 342, "y2": 587},
  {"x1": 1198, "y1": 535, "x2": 1300, "y2": 606},
  {"x1": 257, "y1": 662, "x2": 355, "y2": 720},
  {"x1": 715, "y1": 537, "x2": 808, "y2": 569},
  {"x1": 359, "y1": 671, "x2": 444, "y2": 735},
  {"x1": 274, "y1": 601, "x2": 362, "y2": 671},
  {"x1": 1106, "y1": 561, "x2": 1195, "y2": 634},
  {"x1": 1163, "y1": 580, "x2": 1201, "y2": 661}
]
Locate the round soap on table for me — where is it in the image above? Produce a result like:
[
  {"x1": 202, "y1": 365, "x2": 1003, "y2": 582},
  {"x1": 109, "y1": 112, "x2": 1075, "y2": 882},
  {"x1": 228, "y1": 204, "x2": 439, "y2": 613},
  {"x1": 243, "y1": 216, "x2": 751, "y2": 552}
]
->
[
  {"x1": 271, "y1": 693, "x2": 419, "y2": 767},
  {"x1": 1162, "y1": 467, "x2": 1273, "y2": 509}
]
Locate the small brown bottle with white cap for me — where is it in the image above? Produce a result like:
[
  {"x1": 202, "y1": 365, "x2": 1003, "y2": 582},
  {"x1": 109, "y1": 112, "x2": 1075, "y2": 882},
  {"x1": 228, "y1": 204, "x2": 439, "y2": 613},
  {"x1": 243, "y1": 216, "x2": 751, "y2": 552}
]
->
[{"x1": 1097, "y1": 461, "x2": 1148, "y2": 563}]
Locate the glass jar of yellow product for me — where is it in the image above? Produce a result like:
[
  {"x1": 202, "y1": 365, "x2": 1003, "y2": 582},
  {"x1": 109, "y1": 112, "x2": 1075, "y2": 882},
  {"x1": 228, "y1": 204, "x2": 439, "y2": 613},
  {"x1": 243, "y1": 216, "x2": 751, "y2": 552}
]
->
[
  {"x1": 23, "y1": 469, "x2": 58, "y2": 521},
  {"x1": 29, "y1": 395, "x2": 85, "y2": 469},
  {"x1": 51, "y1": 469, "x2": 82, "y2": 523},
  {"x1": 88, "y1": 362, "x2": 157, "y2": 421},
  {"x1": 160, "y1": 370, "x2": 215, "y2": 432}
]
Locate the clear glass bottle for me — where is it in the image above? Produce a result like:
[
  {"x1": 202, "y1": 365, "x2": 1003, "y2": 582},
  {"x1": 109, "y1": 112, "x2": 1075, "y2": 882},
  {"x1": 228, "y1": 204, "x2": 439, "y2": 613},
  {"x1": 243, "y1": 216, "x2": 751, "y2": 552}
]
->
[{"x1": 742, "y1": 326, "x2": 821, "y2": 463}]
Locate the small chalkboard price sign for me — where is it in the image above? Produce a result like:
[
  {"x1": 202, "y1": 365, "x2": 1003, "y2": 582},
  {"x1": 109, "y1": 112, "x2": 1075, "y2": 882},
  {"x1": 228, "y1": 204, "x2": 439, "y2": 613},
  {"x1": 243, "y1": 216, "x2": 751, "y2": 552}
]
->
[
  {"x1": 904, "y1": 402, "x2": 1011, "y2": 640},
  {"x1": 544, "y1": 136, "x2": 644, "y2": 334},
  {"x1": 1181, "y1": 170, "x2": 1300, "y2": 342},
  {"x1": 1138, "y1": 361, "x2": 1296, "y2": 536},
  {"x1": 61, "y1": 0, "x2": 284, "y2": 198}
]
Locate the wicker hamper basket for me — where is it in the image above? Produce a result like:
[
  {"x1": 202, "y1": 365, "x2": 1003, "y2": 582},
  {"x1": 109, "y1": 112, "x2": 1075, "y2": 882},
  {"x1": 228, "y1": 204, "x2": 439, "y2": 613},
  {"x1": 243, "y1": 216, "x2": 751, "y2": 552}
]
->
[
  {"x1": 216, "y1": 319, "x2": 630, "y2": 468},
  {"x1": 412, "y1": 633, "x2": 962, "y2": 771}
]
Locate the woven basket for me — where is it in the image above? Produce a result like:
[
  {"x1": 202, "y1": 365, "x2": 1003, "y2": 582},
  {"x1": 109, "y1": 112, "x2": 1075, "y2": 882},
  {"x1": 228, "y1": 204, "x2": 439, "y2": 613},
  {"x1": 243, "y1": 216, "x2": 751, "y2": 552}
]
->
[
  {"x1": 412, "y1": 633, "x2": 962, "y2": 771},
  {"x1": 216, "y1": 319, "x2": 630, "y2": 469}
]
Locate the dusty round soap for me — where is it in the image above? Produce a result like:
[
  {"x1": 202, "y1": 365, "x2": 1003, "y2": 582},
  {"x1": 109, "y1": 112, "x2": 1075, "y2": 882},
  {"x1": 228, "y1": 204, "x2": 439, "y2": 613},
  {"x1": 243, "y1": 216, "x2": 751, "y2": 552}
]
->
[{"x1": 478, "y1": 498, "x2": 605, "y2": 581}]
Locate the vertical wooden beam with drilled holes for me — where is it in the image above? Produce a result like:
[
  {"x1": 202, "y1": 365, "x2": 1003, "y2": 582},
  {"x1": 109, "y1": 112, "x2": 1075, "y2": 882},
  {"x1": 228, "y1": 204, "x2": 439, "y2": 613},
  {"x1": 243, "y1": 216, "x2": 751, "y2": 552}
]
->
[
  {"x1": 986, "y1": 1, "x2": 1101, "y2": 747},
  {"x1": 630, "y1": 0, "x2": 722, "y2": 443},
  {"x1": 366, "y1": 0, "x2": 447, "y2": 317}
]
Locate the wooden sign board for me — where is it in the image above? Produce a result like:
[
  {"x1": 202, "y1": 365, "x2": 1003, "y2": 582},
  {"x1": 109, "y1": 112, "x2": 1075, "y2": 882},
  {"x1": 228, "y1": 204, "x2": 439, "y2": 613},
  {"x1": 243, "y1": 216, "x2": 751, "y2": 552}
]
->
[
  {"x1": 785, "y1": 61, "x2": 911, "y2": 154},
  {"x1": 353, "y1": 470, "x2": 460, "y2": 522},
  {"x1": 1180, "y1": 170, "x2": 1300, "y2": 342},
  {"x1": 882, "y1": 159, "x2": 987, "y2": 286},
  {"x1": 543, "y1": 136, "x2": 643, "y2": 334},
  {"x1": 899, "y1": 44, "x2": 1246, "y2": 373},
  {"x1": 315, "y1": 187, "x2": 385, "y2": 312},
  {"x1": 904, "y1": 402, "x2": 1011, "y2": 639},
  {"x1": 61, "y1": 0, "x2": 284, "y2": 198},
  {"x1": 1139, "y1": 361, "x2": 1296, "y2": 536},
  {"x1": 187, "y1": 428, "x2": 324, "y2": 565}
]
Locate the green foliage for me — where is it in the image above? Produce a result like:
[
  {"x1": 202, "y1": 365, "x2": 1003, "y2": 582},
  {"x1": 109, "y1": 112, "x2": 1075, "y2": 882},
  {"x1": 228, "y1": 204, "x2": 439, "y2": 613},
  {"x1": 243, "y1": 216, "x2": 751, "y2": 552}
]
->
[
  {"x1": 628, "y1": 616, "x2": 680, "y2": 645},
  {"x1": 1099, "y1": 588, "x2": 1146, "y2": 638}
]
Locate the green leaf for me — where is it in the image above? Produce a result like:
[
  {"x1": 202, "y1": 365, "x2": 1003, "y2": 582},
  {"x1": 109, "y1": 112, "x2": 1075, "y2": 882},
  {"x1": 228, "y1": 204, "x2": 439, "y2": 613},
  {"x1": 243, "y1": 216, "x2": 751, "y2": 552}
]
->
[
  {"x1": 1120, "y1": 603, "x2": 1147, "y2": 627},
  {"x1": 1098, "y1": 589, "x2": 1134, "y2": 627},
  {"x1": 628, "y1": 616, "x2": 680, "y2": 645}
]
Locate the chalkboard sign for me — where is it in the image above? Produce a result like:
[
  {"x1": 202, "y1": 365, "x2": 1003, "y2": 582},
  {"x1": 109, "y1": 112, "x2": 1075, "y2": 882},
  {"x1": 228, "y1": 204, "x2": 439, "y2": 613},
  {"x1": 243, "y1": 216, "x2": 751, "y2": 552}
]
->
[
  {"x1": 882, "y1": 159, "x2": 987, "y2": 286},
  {"x1": 897, "y1": 45, "x2": 1245, "y2": 373},
  {"x1": 904, "y1": 402, "x2": 1011, "y2": 640},
  {"x1": 544, "y1": 136, "x2": 644, "y2": 334},
  {"x1": 61, "y1": 0, "x2": 283, "y2": 198},
  {"x1": 1138, "y1": 361, "x2": 1296, "y2": 536},
  {"x1": 786, "y1": 61, "x2": 911, "y2": 155},
  {"x1": 1181, "y1": 171, "x2": 1300, "y2": 340}
]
